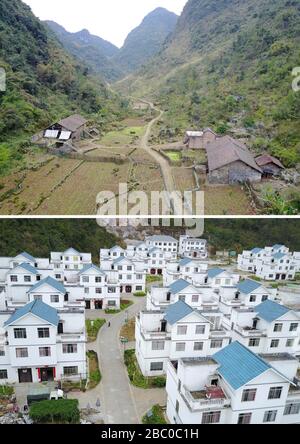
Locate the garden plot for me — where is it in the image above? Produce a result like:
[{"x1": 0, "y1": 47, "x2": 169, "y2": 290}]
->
[
  {"x1": 172, "y1": 167, "x2": 196, "y2": 192},
  {"x1": 203, "y1": 185, "x2": 256, "y2": 215}
]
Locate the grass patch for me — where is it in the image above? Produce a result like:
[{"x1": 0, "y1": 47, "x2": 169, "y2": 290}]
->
[
  {"x1": 61, "y1": 380, "x2": 87, "y2": 393},
  {"x1": 165, "y1": 151, "x2": 181, "y2": 162},
  {"x1": 146, "y1": 275, "x2": 163, "y2": 284},
  {"x1": 105, "y1": 299, "x2": 133, "y2": 314},
  {"x1": 142, "y1": 405, "x2": 167, "y2": 425},
  {"x1": 120, "y1": 319, "x2": 136, "y2": 342},
  {"x1": 124, "y1": 349, "x2": 166, "y2": 389},
  {"x1": 0, "y1": 385, "x2": 14, "y2": 397},
  {"x1": 29, "y1": 399, "x2": 80, "y2": 424},
  {"x1": 134, "y1": 291, "x2": 146, "y2": 297},
  {"x1": 86, "y1": 318, "x2": 106, "y2": 342},
  {"x1": 87, "y1": 350, "x2": 101, "y2": 389}
]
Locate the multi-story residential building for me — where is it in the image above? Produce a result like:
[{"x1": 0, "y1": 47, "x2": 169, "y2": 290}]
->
[
  {"x1": 135, "y1": 300, "x2": 230, "y2": 376},
  {"x1": 164, "y1": 259, "x2": 209, "y2": 287},
  {"x1": 145, "y1": 235, "x2": 178, "y2": 259},
  {"x1": 105, "y1": 257, "x2": 146, "y2": 294},
  {"x1": 0, "y1": 289, "x2": 86, "y2": 385},
  {"x1": 50, "y1": 248, "x2": 92, "y2": 275},
  {"x1": 166, "y1": 341, "x2": 300, "y2": 424},
  {"x1": 238, "y1": 245, "x2": 299, "y2": 280},
  {"x1": 179, "y1": 235, "x2": 208, "y2": 259}
]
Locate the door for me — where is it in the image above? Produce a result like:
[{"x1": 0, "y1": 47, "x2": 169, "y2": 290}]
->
[
  {"x1": 95, "y1": 300, "x2": 103, "y2": 310},
  {"x1": 151, "y1": 269, "x2": 156, "y2": 275},
  {"x1": 40, "y1": 368, "x2": 54, "y2": 382},
  {"x1": 126, "y1": 286, "x2": 132, "y2": 293},
  {"x1": 85, "y1": 300, "x2": 91, "y2": 310},
  {"x1": 158, "y1": 269, "x2": 162, "y2": 275},
  {"x1": 18, "y1": 368, "x2": 33, "y2": 383}
]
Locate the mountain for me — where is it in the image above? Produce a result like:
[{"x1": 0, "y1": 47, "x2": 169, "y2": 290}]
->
[
  {"x1": 113, "y1": 7, "x2": 178, "y2": 74},
  {"x1": 0, "y1": 0, "x2": 127, "y2": 174},
  {"x1": 121, "y1": 0, "x2": 300, "y2": 167},
  {"x1": 45, "y1": 21, "x2": 124, "y2": 81}
]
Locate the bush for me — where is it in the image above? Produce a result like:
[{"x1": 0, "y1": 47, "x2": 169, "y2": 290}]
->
[
  {"x1": 124, "y1": 350, "x2": 166, "y2": 389},
  {"x1": 87, "y1": 350, "x2": 101, "y2": 389},
  {"x1": 134, "y1": 291, "x2": 146, "y2": 297},
  {"x1": 142, "y1": 405, "x2": 167, "y2": 424},
  {"x1": 152, "y1": 376, "x2": 167, "y2": 388},
  {"x1": 0, "y1": 385, "x2": 14, "y2": 397},
  {"x1": 29, "y1": 399, "x2": 80, "y2": 424},
  {"x1": 86, "y1": 318, "x2": 106, "y2": 342}
]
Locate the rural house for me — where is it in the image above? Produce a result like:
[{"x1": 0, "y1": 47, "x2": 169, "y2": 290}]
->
[
  {"x1": 207, "y1": 136, "x2": 262, "y2": 184},
  {"x1": 43, "y1": 114, "x2": 87, "y2": 144},
  {"x1": 183, "y1": 128, "x2": 218, "y2": 149},
  {"x1": 255, "y1": 154, "x2": 285, "y2": 177}
]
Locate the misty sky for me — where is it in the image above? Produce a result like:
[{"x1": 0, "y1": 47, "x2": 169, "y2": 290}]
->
[{"x1": 23, "y1": 0, "x2": 187, "y2": 48}]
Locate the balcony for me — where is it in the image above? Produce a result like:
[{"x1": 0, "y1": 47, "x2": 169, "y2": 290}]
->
[
  {"x1": 57, "y1": 332, "x2": 85, "y2": 343},
  {"x1": 234, "y1": 325, "x2": 266, "y2": 337},
  {"x1": 182, "y1": 385, "x2": 230, "y2": 411}
]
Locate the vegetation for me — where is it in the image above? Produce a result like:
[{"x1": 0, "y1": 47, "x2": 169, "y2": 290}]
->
[
  {"x1": 146, "y1": 275, "x2": 163, "y2": 284},
  {"x1": 0, "y1": 385, "x2": 14, "y2": 397},
  {"x1": 142, "y1": 405, "x2": 167, "y2": 425},
  {"x1": 124, "y1": 349, "x2": 166, "y2": 389},
  {"x1": 86, "y1": 319, "x2": 106, "y2": 342},
  {"x1": 29, "y1": 399, "x2": 80, "y2": 424},
  {"x1": 87, "y1": 350, "x2": 101, "y2": 389},
  {"x1": 120, "y1": 319, "x2": 136, "y2": 342},
  {"x1": 105, "y1": 299, "x2": 133, "y2": 314},
  {"x1": 134, "y1": 291, "x2": 146, "y2": 297}
]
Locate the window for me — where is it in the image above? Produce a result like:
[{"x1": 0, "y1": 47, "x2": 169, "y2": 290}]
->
[
  {"x1": 152, "y1": 341, "x2": 164, "y2": 351},
  {"x1": 63, "y1": 344, "x2": 77, "y2": 354},
  {"x1": 108, "y1": 287, "x2": 116, "y2": 293},
  {"x1": 16, "y1": 348, "x2": 28, "y2": 358},
  {"x1": 127, "y1": 266, "x2": 133, "y2": 271},
  {"x1": 196, "y1": 325, "x2": 205, "y2": 335},
  {"x1": 55, "y1": 274, "x2": 61, "y2": 280},
  {"x1": 95, "y1": 277, "x2": 102, "y2": 283},
  {"x1": 24, "y1": 276, "x2": 31, "y2": 282},
  {"x1": 202, "y1": 411, "x2": 221, "y2": 424},
  {"x1": 39, "y1": 347, "x2": 51, "y2": 357},
  {"x1": 82, "y1": 276, "x2": 89, "y2": 283},
  {"x1": 268, "y1": 387, "x2": 283, "y2": 400},
  {"x1": 284, "y1": 403, "x2": 300, "y2": 415},
  {"x1": 51, "y1": 295, "x2": 59, "y2": 303},
  {"x1": 176, "y1": 343, "x2": 186, "y2": 352},
  {"x1": 150, "y1": 362, "x2": 163, "y2": 371},
  {"x1": 95, "y1": 288, "x2": 102, "y2": 294},
  {"x1": 34, "y1": 295, "x2": 42, "y2": 301},
  {"x1": 249, "y1": 295, "x2": 256, "y2": 302},
  {"x1": 108, "y1": 300, "x2": 116, "y2": 307},
  {"x1": 263, "y1": 410, "x2": 277, "y2": 423},
  {"x1": 249, "y1": 338, "x2": 260, "y2": 347},
  {"x1": 136, "y1": 274, "x2": 143, "y2": 280},
  {"x1": 177, "y1": 326, "x2": 187, "y2": 335},
  {"x1": 286, "y1": 339, "x2": 294, "y2": 347},
  {"x1": 14, "y1": 328, "x2": 27, "y2": 339},
  {"x1": 136, "y1": 286, "x2": 143, "y2": 291},
  {"x1": 0, "y1": 347, "x2": 5, "y2": 356},
  {"x1": 271, "y1": 339, "x2": 279, "y2": 348},
  {"x1": 194, "y1": 342, "x2": 204, "y2": 351},
  {"x1": 262, "y1": 295, "x2": 268, "y2": 302},
  {"x1": 237, "y1": 413, "x2": 252, "y2": 424},
  {"x1": 215, "y1": 279, "x2": 221, "y2": 285},
  {"x1": 127, "y1": 275, "x2": 132, "y2": 280},
  {"x1": 38, "y1": 328, "x2": 49, "y2": 338},
  {"x1": 211, "y1": 340, "x2": 223, "y2": 349},
  {"x1": 242, "y1": 389, "x2": 257, "y2": 402},
  {"x1": 274, "y1": 323, "x2": 283, "y2": 332},
  {"x1": 84, "y1": 288, "x2": 89, "y2": 295},
  {"x1": 179, "y1": 295, "x2": 186, "y2": 302},
  {"x1": 0, "y1": 370, "x2": 8, "y2": 379},
  {"x1": 63, "y1": 366, "x2": 78, "y2": 376},
  {"x1": 290, "y1": 323, "x2": 298, "y2": 332},
  {"x1": 192, "y1": 295, "x2": 199, "y2": 303},
  {"x1": 10, "y1": 275, "x2": 18, "y2": 282}
]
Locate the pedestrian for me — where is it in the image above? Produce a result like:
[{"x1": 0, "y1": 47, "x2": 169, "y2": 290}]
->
[{"x1": 108, "y1": 322, "x2": 111, "y2": 328}]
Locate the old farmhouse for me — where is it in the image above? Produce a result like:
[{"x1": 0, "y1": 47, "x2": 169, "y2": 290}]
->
[
  {"x1": 255, "y1": 154, "x2": 285, "y2": 177},
  {"x1": 44, "y1": 114, "x2": 87, "y2": 144},
  {"x1": 207, "y1": 136, "x2": 262, "y2": 184},
  {"x1": 184, "y1": 128, "x2": 218, "y2": 149}
]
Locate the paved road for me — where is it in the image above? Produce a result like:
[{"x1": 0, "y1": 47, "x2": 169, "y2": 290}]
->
[
  {"x1": 97, "y1": 297, "x2": 146, "y2": 424},
  {"x1": 139, "y1": 99, "x2": 192, "y2": 215}
]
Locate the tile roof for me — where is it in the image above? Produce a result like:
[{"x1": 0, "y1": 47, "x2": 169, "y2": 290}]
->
[
  {"x1": 79, "y1": 264, "x2": 105, "y2": 275},
  {"x1": 273, "y1": 244, "x2": 284, "y2": 250},
  {"x1": 15, "y1": 263, "x2": 38, "y2": 275},
  {"x1": 18, "y1": 252, "x2": 36, "y2": 262},
  {"x1": 255, "y1": 155, "x2": 284, "y2": 169},
  {"x1": 63, "y1": 248, "x2": 80, "y2": 255},
  {"x1": 213, "y1": 341, "x2": 271, "y2": 389},
  {"x1": 272, "y1": 252, "x2": 287, "y2": 260},
  {"x1": 27, "y1": 276, "x2": 66, "y2": 294},
  {"x1": 169, "y1": 279, "x2": 190, "y2": 294},
  {"x1": 251, "y1": 248, "x2": 263, "y2": 254},
  {"x1": 164, "y1": 300, "x2": 194, "y2": 325},
  {"x1": 255, "y1": 300, "x2": 291, "y2": 322},
  {"x1": 4, "y1": 299, "x2": 59, "y2": 327},
  {"x1": 237, "y1": 279, "x2": 262, "y2": 294},
  {"x1": 179, "y1": 258, "x2": 193, "y2": 266},
  {"x1": 147, "y1": 235, "x2": 177, "y2": 243},
  {"x1": 207, "y1": 268, "x2": 225, "y2": 278},
  {"x1": 113, "y1": 256, "x2": 131, "y2": 265},
  {"x1": 58, "y1": 114, "x2": 87, "y2": 132}
]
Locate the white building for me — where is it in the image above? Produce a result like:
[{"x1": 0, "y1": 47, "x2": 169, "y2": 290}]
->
[
  {"x1": 238, "y1": 245, "x2": 299, "y2": 281},
  {"x1": 145, "y1": 235, "x2": 178, "y2": 259},
  {"x1": 166, "y1": 341, "x2": 300, "y2": 424},
  {"x1": 164, "y1": 259, "x2": 209, "y2": 287},
  {"x1": 50, "y1": 248, "x2": 92, "y2": 275},
  {"x1": 136, "y1": 300, "x2": 230, "y2": 376},
  {"x1": 179, "y1": 235, "x2": 208, "y2": 259}
]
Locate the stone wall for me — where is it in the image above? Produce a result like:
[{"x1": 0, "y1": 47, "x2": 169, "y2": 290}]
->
[{"x1": 208, "y1": 160, "x2": 261, "y2": 184}]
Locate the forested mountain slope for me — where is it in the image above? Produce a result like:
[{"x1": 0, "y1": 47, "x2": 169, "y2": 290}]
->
[{"x1": 120, "y1": 0, "x2": 300, "y2": 166}]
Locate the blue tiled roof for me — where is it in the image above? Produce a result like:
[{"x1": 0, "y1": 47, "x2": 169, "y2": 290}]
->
[
  {"x1": 148, "y1": 247, "x2": 160, "y2": 254},
  {"x1": 164, "y1": 300, "x2": 194, "y2": 325},
  {"x1": 179, "y1": 258, "x2": 192, "y2": 266},
  {"x1": 255, "y1": 300, "x2": 290, "y2": 322},
  {"x1": 273, "y1": 244, "x2": 284, "y2": 250},
  {"x1": 113, "y1": 256, "x2": 129, "y2": 265},
  {"x1": 27, "y1": 276, "x2": 66, "y2": 294},
  {"x1": 213, "y1": 341, "x2": 271, "y2": 390},
  {"x1": 5, "y1": 299, "x2": 59, "y2": 327},
  {"x1": 207, "y1": 268, "x2": 225, "y2": 279},
  {"x1": 273, "y1": 252, "x2": 286, "y2": 260},
  {"x1": 16, "y1": 263, "x2": 38, "y2": 275},
  {"x1": 64, "y1": 248, "x2": 80, "y2": 254},
  {"x1": 237, "y1": 279, "x2": 262, "y2": 294},
  {"x1": 79, "y1": 264, "x2": 105, "y2": 275},
  {"x1": 169, "y1": 279, "x2": 190, "y2": 294},
  {"x1": 148, "y1": 235, "x2": 177, "y2": 243},
  {"x1": 19, "y1": 252, "x2": 36, "y2": 262},
  {"x1": 251, "y1": 248, "x2": 262, "y2": 254}
]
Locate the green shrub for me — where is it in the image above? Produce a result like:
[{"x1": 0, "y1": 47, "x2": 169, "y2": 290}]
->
[
  {"x1": 142, "y1": 405, "x2": 167, "y2": 424},
  {"x1": 124, "y1": 350, "x2": 166, "y2": 389},
  {"x1": 134, "y1": 291, "x2": 146, "y2": 297},
  {"x1": 152, "y1": 376, "x2": 167, "y2": 388},
  {"x1": 0, "y1": 385, "x2": 14, "y2": 397},
  {"x1": 29, "y1": 399, "x2": 80, "y2": 424},
  {"x1": 86, "y1": 318, "x2": 106, "y2": 341}
]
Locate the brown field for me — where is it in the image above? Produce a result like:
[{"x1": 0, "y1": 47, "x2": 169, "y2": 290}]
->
[
  {"x1": 130, "y1": 148, "x2": 158, "y2": 163},
  {"x1": 34, "y1": 162, "x2": 130, "y2": 215},
  {"x1": 203, "y1": 185, "x2": 255, "y2": 215},
  {"x1": 85, "y1": 146, "x2": 134, "y2": 158},
  {"x1": 172, "y1": 167, "x2": 196, "y2": 192},
  {"x1": 129, "y1": 164, "x2": 164, "y2": 192}
]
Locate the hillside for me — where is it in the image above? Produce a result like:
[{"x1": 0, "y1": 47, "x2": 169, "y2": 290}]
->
[
  {"x1": 0, "y1": 0, "x2": 128, "y2": 174},
  {"x1": 113, "y1": 8, "x2": 178, "y2": 74},
  {"x1": 119, "y1": 0, "x2": 300, "y2": 167},
  {"x1": 45, "y1": 21, "x2": 124, "y2": 82}
]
